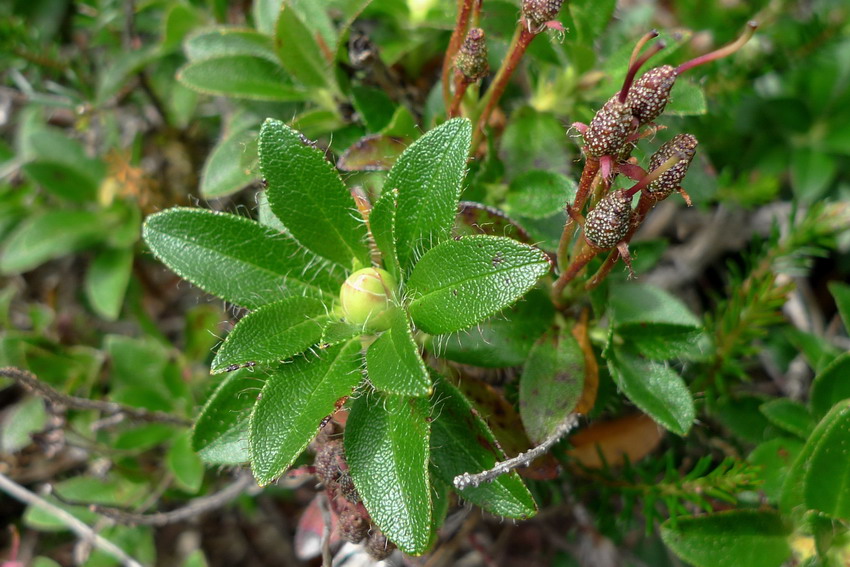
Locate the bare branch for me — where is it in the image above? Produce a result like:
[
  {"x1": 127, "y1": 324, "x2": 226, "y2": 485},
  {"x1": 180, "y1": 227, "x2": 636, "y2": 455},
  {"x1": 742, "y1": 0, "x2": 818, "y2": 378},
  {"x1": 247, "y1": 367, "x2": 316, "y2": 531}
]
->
[
  {"x1": 453, "y1": 414, "x2": 581, "y2": 490},
  {"x1": 0, "y1": 366, "x2": 191, "y2": 427},
  {"x1": 0, "y1": 473, "x2": 144, "y2": 567}
]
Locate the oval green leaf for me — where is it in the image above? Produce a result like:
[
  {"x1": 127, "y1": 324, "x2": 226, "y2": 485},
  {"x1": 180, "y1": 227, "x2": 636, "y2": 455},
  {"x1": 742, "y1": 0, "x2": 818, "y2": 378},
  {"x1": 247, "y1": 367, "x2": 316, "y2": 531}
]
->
[
  {"x1": 406, "y1": 235, "x2": 551, "y2": 335},
  {"x1": 178, "y1": 56, "x2": 306, "y2": 101},
  {"x1": 520, "y1": 328, "x2": 585, "y2": 444},
  {"x1": 250, "y1": 340, "x2": 363, "y2": 485},
  {"x1": 387, "y1": 118, "x2": 471, "y2": 271},
  {"x1": 211, "y1": 297, "x2": 329, "y2": 373},
  {"x1": 803, "y1": 399, "x2": 850, "y2": 520},
  {"x1": 259, "y1": 119, "x2": 370, "y2": 267},
  {"x1": 142, "y1": 207, "x2": 341, "y2": 308},
  {"x1": 365, "y1": 308, "x2": 430, "y2": 396},
  {"x1": 810, "y1": 352, "x2": 850, "y2": 419},
  {"x1": 192, "y1": 369, "x2": 261, "y2": 465},
  {"x1": 185, "y1": 28, "x2": 278, "y2": 62},
  {"x1": 505, "y1": 170, "x2": 577, "y2": 219},
  {"x1": 661, "y1": 510, "x2": 790, "y2": 567},
  {"x1": 345, "y1": 392, "x2": 432, "y2": 555}
]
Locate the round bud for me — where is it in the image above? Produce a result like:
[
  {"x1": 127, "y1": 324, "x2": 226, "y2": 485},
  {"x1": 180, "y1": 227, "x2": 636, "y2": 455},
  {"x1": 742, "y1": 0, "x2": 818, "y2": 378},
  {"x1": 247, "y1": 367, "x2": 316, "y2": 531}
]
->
[
  {"x1": 584, "y1": 190, "x2": 633, "y2": 249},
  {"x1": 627, "y1": 65, "x2": 678, "y2": 125},
  {"x1": 339, "y1": 268, "x2": 397, "y2": 331},
  {"x1": 647, "y1": 134, "x2": 698, "y2": 200},
  {"x1": 366, "y1": 529, "x2": 397, "y2": 560},
  {"x1": 583, "y1": 96, "x2": 635, "y2": 158},
  {"x1": 522, "y1": 0, "x2": 565, "y2": 30},
  {"x1": 456, "y1": 28, "x2": 489, "y2": 83},
  {"x1": 339, "y1": 509, "x2": 369, "y2": 544}
]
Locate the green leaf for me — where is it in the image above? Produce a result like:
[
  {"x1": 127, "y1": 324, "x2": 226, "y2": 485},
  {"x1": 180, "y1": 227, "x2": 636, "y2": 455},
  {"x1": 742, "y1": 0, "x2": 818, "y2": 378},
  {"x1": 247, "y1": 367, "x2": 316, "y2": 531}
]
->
[
  {"x1": 250, "y1": 340, "x2": 363, "y2": 485},
  {"x1": 184, "y1": 28, "x2": 278, "y2": 62},
  {"x1": 84, "y1": 247, "x2": 133, "y2": 321},
  {"x1": 520, "y1": 328, "x2": 585, "y2": 444},
  {"x1": 791, "y1": 149, "x2": 836, "y2": 203},
  {"x1": 22, "y1": 161, "x2": 99, "y2": 203},
  {"x1": 803, "y1": 400, "x2": 850, "y2": 520},
  {"x1": 167, "y1": 431, "x2": 204, "y2": 493},
  {"x1": 759, "y1": 398, "x2": 814, "y2": 439},
  {"x1": 747, "y1": 438, "x2": 804, "y2": 503},
  {"x1": 500, "y1": 107, "x2": 572, "y2": 180},
  {"x1": 211, "y1": 297, "x2": 328, "y2": 373},
  {"x1": 192, "y1": 369, "x2": 261, "y2": 465},
  {"x1": 366, "y1": 308, "x2": 430, "y2": 396},
  {"x1": 607, "y1": 349, "x2": 695, "y2": 436},
  {"x1": 142, "y1": 207, "x2": 341, "y2": 308},
  {"x1": 407, "y1": 236, "x2": 550, "y2": 335},
  {"x1": 660, "y1": 510, "x2": 791, "y2": 567},
  {"x1": 319, "y1": 319, "x2": 362, "y2": 348},
  {"x1": 369, "y1": 188, "x2": 401, "y2": 280},
  {"x1": 387, "y1": 118, "x2": 471, "y2": 271},
  {"x1": 1, "y1": 210, "x2": 107, "y2": 274},
  {"x1": 259, "y1": 119, "x2": 370, "y2": 267},
  {"x1": 810, "y1": 353, "x2": 850, "y2": 419},
  {"x1": 178, "y1": 56, "x2": 307, "y2": 101},
  {"x1": 351, "y1": 85, "x2": 396, "y2": 132},
  {"x1": 345, "y1": 391, "x2": 432, "y2": 555},
  {"x1": 200, "y1": 128, "x2": 258, "y2": 198},
  {"x1": 430, "y1": 375, "x2": 537, "y2": 518},
  {"x1": 252, "y1": 0, "x2": 282, "y2": 34},
  {"x1": 829, "y1": 281, "x2": 850, "y2": 333},
  {"x1": 505, "y1": 170, "x2": 577, "y2": 219},
  {"x1": 665, "y1": 79, "x2": 708, "y2": 116},
  {"x1": 161, "y1": 3, "x2": 203, "y2": 52},
  {"x1": 337, "y1": 135, "x2": 410, "y2": 172},
  {"x1": 434, "y1": 287, "x2": 553, "y2": 368},
  {"x1": 275, "y1": 6, "x2": 334, "y2": 90},
  {"x1": 1, "y1": 397, "x2": 47, "y2": 453}
]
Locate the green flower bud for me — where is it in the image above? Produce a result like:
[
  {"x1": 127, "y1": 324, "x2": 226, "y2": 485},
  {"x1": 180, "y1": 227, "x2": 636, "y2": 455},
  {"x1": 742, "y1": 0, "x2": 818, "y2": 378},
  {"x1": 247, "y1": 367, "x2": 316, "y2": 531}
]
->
[{"x1": 339, "y1": 268, "x2": 397, "y2": 331}]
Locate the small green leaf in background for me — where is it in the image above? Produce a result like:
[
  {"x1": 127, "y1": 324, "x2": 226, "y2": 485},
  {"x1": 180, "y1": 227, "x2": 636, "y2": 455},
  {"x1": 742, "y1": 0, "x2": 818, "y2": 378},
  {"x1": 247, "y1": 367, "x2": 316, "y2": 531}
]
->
[
  {"x1": 0, "y1": 397, "x2": 46, "y2": 453},
  {"x1": 803, "y1": 399, "x2": 850, "y2": 520},
  {"x1": 500, "y1": 107, "x2": 573, "y2": 179},
  {"x1": 84, "y1": 247, "x2": 133, "y2": 321},
  {"x1": 759, "y1": 398, "x2": 813, "y2": 439},
  {"x1": 407, "y1": 235, "x2": 551, "y2": 335},
  {"x1": 747, "y1": 438, "x2": 803, "y2": 503},
  {"x1": 387, "y1": 118, "x2": 471, "y2": 271},
  {"x1": 275, "y1": 7, "x2": 334, "y2": 90},
  {"x1": 21, "y1": 127, "x2": 105, "y2": 203},
  {"x1": 809, "y1": 352, "x2": 850, "y2": 420},
  {"x1": 661, "y1": 510, "x2": 791, "y2": 567},
  {"x1": 319, "y1": 319, "x2": 361, "y2": 348},
  {"x1": 434, "y1": 287, "x2": 553, "y2": 368},
  {"x1": 161, "y1": 3, "x2": 203, "y2": 53},
  {"x1": 337, "y1": 135, "x2": 410, "y2": 172},
  {"x1": 430, "y1": 376, "x2": 537, "y2": 519},
  {"x1": 345, "y1": 392, "x2": 432, "y2": 555},
  {"x1": 201, "y1": 128, "x2": 258, "y2": 198},
  {"x1": 369, "y1": 187, "x2": 401, "y2": 280},
  {"x1": 665, "y1": 80, "x2": 708, "y2": 116},
  {"x1": 607, "y1": 349, "x2": 695, "y2": 436},
  {"x1": 791, "y1": 149, "x2": 836, "y2": 203},
  {"x1": 211, "y1": 297, "x2": 328, "y2": 373},
  {"x1": 184, "y1": 28, "x2": 278, "y2": 62},
  {"x1": 828, "y1": 281, "x2": 850, "y2": 332},
  {"x1": 250, "y1": 340, "x2": 362, "y2": 485},
  {"x1": 505, "y1": 170, "x2": 577, "y2": 219},
  {"x1": 351, "y1": 85, "x2": 396, "y2": 132},
  {"x1": 142, "y1": 207, "x2": 341, "y2": 308},
  {"x1": 366, "y1": 308, "x2": 430, "y2": 396},
  {"x1": 520, "y1": 328, "x2": 585, "y2": 444},
  {"x1": 1, "y1": 210, "x2": 107, "y2": 274},
  {"x1": 167, "y1": 431, "x2": 204, "y2": 493},
  {"x1": 259, "y1": 119, "x2": 370, "y2": 267},
  {"x1": 178, "y1": 56, "x2": 306, "y2": 101},
  {"x1": 192, "y1": 369, "x2": 261, "y2": 465}
]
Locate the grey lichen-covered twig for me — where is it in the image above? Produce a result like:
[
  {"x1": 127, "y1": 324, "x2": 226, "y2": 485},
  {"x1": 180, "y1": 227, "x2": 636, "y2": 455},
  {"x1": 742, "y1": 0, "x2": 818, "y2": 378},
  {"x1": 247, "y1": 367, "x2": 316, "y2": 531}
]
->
[
  {"x1": 0, "y1": 366, "x2": 191, "y2": 426},
  {"x1": 453, "y1": 413, "x2": 581, "y2": 490}
]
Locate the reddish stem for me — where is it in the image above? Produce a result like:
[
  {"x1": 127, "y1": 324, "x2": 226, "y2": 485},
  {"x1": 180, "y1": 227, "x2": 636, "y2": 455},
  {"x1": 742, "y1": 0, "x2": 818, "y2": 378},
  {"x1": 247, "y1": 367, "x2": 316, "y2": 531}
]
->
[
  {"x1": 619, "y1": 41, "x2": 666, "y2": 103},
  {"x1": 442, "y1": 0, "x2": 477, "y2": 110},
  {"x1": 676, "y1": 21, "x2": 758, "y2": 75},
  {"x1": 449, "y1": 72, "x2": 471, "y2": 117}
]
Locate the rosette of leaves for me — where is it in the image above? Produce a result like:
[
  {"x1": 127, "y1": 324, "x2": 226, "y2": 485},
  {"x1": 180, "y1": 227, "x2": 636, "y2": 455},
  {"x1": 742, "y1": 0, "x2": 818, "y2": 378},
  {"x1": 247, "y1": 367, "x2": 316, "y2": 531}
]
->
[{"x1": 142, "y1": 117, "x2": 547, "y2": 555}]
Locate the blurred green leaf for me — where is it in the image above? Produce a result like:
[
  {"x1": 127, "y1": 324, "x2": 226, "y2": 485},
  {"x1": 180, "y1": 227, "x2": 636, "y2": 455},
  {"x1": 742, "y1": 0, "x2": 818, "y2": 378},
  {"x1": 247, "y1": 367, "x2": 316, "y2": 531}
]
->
[
  {"x1": 167, "y1": 431, "x2": 204, "y2": 493},
  {"x1": 200, "y1": 128, "x2": 258, "y2": 198},
  {"x1": 275, "y1": 6, "x2": 335, "y2": 90},
  {"x1": 810, "y1": 353, "x2": 850, "y2": 420},
  {"x1": 506, "y1": 170, "x2": 577, "y2": 219},
  {"x1": 759, "y1": 398, "x2": 813, "y2": 439},
  {"x1": 747, "y1": 438, "x2": 803, "y2": 503},
  {"x1": 0, "y1": 396, "x2": 46, "y2": 453},
  {"x1": 791, "y1": 149, "x2": 836, "y2": 203},
  {"x1": 84, "y1": 247, "x2": 133, "y2": 321},
  {"x1": 665, "y1": 80, "x2": 708, "y2": 116},
  {"x1": 803, "y1": 400, "x2": 850, "y2": 520},
  {"x1": 828, "y1": 281, "x2": 850, "y2": 333},
  {"x1": 178, "y1": 56, "x2": 306, "y2": 101},
  {"x1": 193, "y1": 369, "x2": 260, "y2": 465},
  {"x1": 184, "y1": 28, "x2": 278, "y2": 62}
]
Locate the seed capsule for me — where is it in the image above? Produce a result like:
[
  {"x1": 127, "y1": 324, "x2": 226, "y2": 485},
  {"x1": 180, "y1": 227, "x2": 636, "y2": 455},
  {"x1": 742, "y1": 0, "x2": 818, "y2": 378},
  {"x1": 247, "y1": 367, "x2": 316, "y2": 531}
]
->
[
  {"x1": 583, "y1": 96, "x2": 635, "y2": 158},
  {"x1": 647, "y1": 134, "x2": 698, "y2": 200},
  {"x1": 455, "y1": 28, "x2": 489, "y2": 83},
  {"x1": 522, "y1": 0, "x2": 565, "y2": 29},
  {"x1": 627, "y1": 65, "x2": 678, "y2": 125},
  {"x1": 584, "y1": 190, "x2": 633, "y2": 249}
]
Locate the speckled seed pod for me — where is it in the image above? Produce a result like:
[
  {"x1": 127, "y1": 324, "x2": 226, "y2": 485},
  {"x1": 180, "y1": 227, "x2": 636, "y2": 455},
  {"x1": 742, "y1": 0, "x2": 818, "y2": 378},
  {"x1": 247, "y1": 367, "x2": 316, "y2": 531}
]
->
[
  {"x1": 628, "y1": 65, "x2": 678, "y2": 125},
  {"x1": 522, "y1": 0, "x2": 565, "y2": 29},
  {"x1": 584, "y1": 190, "x2": 633, "y2": 249},
  {"x1": 337, "y1": 472, "x2": 360, "y2": 503},
  {"x1": 365, "y1": 529, "x2": 397, "y2": 560},
  {"x1": 455, "y1": 28, "x2": 489, "y2": 82},
  {"x1": 583, "y1": 95, "x2": 635, "y2": 158},
  {"x1": 339, "y1": 509, "x2": 369, "y2": 544},
  {"x1": 647, "y1": 134, "x2": 699, "y2": 200},
  {"x1": 314, "y1": 440, "x2": 343, "y2": 486}
]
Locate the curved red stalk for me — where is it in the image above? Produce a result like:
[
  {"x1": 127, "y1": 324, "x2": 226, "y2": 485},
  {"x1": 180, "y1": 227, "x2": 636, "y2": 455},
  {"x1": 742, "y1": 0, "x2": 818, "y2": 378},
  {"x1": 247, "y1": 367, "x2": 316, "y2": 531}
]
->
[
  {"x1": 676, "y1": 21, "x2": 758, "y2": 75},
  {"x1": 618, "y1": 41, "x2": 666, "y2": 103}
]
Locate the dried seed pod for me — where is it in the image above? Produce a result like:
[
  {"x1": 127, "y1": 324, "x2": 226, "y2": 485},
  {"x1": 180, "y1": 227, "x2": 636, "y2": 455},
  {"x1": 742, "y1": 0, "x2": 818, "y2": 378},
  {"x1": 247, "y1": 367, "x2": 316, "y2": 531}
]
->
[
  {"x1": 365, "y1": 529, "x2": 397, "y2": 560},
  {"x1": 337, "y1": 472, "x2": 360, "y2": 503},
  {"x1": 627, "y1": 65, "x2": 678, "y2": 125},
  {"x1": 647, "y1": 134, "x2": 698, "y2": 200},
  {"x1": 455, "y1": 27, "x2": 489, "y2": 83},
  {"x1": 522, "y1": 0, "x2": 565, "y2": 30},
  {"x1": 314, "y1": 440, "x2": 344, "y2": 485},
  {"x1": 339, "y1": 509, "x2": 369, "y2": 543},
  {"x1": 584, "y1": 190, "x2": 633, "y2": 249},
  {"x1": 583, "y1": 96, "x2": 635, "y2": 158}
]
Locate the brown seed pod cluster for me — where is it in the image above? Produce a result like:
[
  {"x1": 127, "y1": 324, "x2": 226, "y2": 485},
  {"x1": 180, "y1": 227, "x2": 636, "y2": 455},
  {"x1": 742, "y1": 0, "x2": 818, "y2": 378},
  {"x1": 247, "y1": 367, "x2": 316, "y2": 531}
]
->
[
  {"x1": 521, "y1": 0, "x2": 565, "y2": 30},
  {"x1": 584, "y1": 190, "x2": 633, "y2": 250},
  {"x1": 455, "y1": 27, "x2": 489, "y2": 83},
  {"x1": 647, "y1": 134, "x2": 699, "y2": 200}
]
